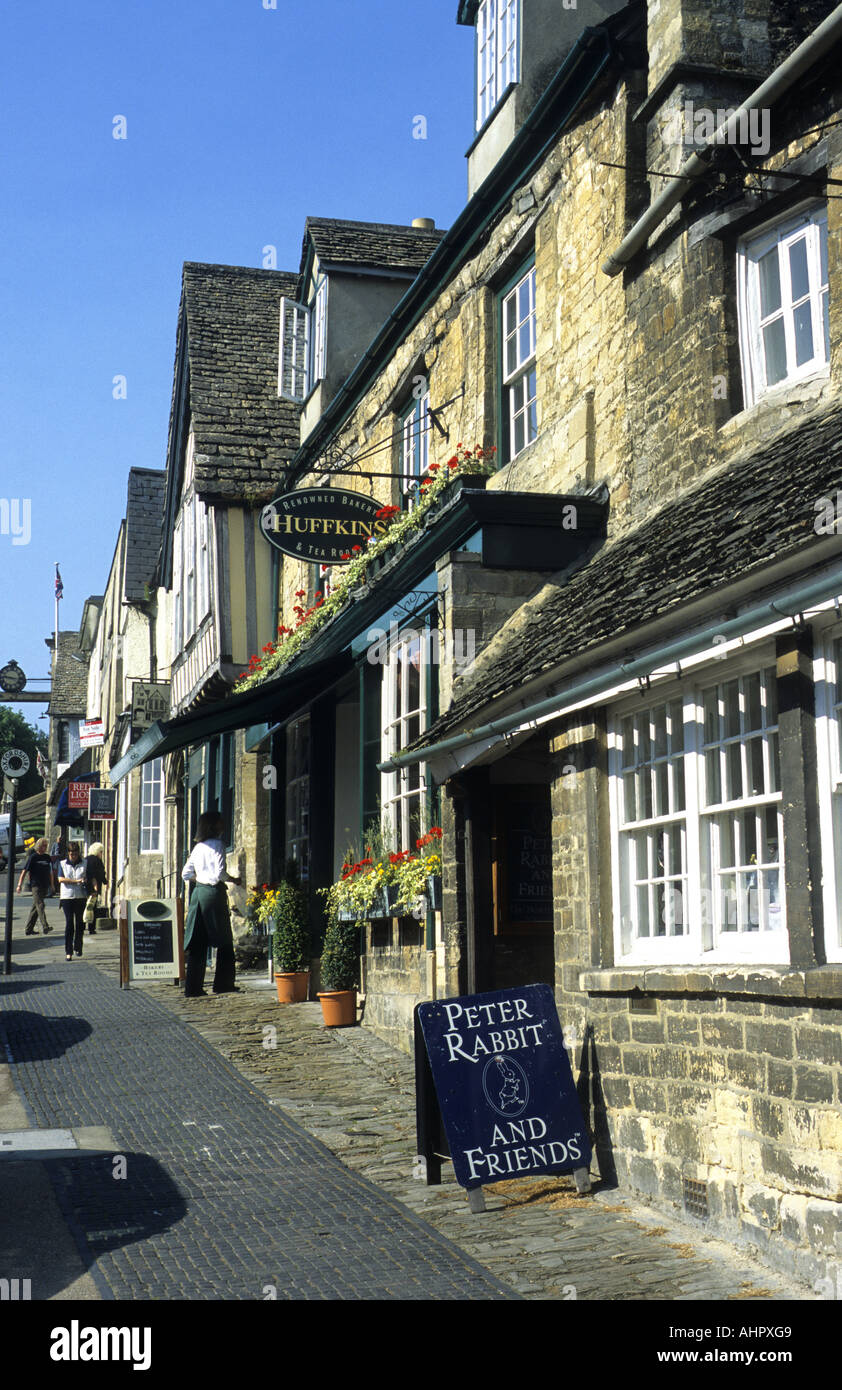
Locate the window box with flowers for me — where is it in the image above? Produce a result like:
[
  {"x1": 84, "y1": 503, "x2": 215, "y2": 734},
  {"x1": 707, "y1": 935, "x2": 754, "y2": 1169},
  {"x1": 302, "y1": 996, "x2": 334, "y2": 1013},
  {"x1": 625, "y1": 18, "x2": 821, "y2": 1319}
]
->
[
  {"x1": 234, "y1": 447, "x2": 496, "y2": 694},
  {"x1": 319, "y1": 830, "x2": 444, "y2": 926}
]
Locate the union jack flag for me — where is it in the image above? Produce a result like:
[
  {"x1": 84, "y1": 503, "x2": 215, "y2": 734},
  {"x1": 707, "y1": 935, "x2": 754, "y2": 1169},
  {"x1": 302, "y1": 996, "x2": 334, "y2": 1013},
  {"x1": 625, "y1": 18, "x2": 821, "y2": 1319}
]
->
[{"x1": 55, "y1": 564, "x2": 63, "y2": 601}]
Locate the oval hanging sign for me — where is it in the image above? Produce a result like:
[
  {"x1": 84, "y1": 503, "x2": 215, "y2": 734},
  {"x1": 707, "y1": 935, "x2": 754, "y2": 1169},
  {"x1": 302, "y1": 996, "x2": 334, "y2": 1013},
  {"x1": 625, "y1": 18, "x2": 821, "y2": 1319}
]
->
[{"x1": 259, "y1": 488, "x2": 387, "y2": 565}]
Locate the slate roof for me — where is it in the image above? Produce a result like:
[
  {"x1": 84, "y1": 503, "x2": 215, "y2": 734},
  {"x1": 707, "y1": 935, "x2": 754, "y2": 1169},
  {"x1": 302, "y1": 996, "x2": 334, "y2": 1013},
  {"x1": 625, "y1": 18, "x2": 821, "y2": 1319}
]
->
[
  {"x1": 417, "y1": 404, "x2": 842, "y2": 746},
  {"x1": 303, "y1": 218, "x2": 445, "y2": 277},
  {"x1": 178, "y1": 262, "x2": 302, "y2": 501},
  {"x1": 125, "y1": 468, "x2": 166, "y2": 602},
  {"x1": 48, "y1": 632, "x2": 90, "y2": 716}
]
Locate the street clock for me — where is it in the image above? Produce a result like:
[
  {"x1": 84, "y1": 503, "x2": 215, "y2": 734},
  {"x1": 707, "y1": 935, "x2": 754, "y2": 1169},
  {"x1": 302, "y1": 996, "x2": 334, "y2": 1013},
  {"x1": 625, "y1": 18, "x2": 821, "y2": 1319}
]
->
[{"x1": 0, "y1": 661, "x2": 26, "y2": 694}]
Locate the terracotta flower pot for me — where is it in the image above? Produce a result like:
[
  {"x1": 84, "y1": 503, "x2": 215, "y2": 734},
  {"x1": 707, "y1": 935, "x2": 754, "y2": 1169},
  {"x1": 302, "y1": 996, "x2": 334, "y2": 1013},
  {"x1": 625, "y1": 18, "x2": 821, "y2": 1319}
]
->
[
  {"x1": 275, "y1": 970, "x2": 309, "y2": 1004},
  {"x1": 317, "y1": 989, "x2": 357, "y2": 1027}
]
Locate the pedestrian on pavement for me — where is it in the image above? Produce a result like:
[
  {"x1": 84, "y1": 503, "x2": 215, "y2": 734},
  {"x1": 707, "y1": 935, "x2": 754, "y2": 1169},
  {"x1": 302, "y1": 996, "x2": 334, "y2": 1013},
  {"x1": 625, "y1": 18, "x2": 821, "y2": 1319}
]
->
[
  {"x1": 83, "y1": 841, "x2": 107, "y2": 935},
  {"x1": 49, "y1": 834, "x2": 66, "y2": 897},
  {"x1": 15, "y1": 837, "x2": 54, "y2": 936},
  {"x1": 181, "y1": 812, "x2": 241, "y2": 997},
  {"x1": 58, "y1": 842, "x2": 87, "y2": 960}
]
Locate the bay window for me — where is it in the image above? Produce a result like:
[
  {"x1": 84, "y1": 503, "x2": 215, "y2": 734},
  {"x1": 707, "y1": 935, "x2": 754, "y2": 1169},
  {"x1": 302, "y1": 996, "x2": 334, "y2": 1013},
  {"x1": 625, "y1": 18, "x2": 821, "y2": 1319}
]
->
[{"x1": 611, "y1": 656, "x2": 787, "y2": 963}]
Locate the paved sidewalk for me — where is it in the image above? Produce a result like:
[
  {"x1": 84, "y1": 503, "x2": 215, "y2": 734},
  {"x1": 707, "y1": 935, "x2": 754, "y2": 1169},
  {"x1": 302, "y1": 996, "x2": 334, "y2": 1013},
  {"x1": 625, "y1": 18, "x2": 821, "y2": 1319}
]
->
[{"x1": 0, "y1": 889, "x2": 819, "y2": 1301}]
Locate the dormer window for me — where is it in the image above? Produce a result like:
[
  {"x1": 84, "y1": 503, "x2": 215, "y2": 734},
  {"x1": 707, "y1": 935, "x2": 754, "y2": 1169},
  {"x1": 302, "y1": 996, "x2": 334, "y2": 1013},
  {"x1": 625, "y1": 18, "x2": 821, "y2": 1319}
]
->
[
  {"x1": 477, "y1": 0, "x2": 520, "y2": 131},
  {"x1": 278, "y1": 277, "x2": 328, "y2": 402}
]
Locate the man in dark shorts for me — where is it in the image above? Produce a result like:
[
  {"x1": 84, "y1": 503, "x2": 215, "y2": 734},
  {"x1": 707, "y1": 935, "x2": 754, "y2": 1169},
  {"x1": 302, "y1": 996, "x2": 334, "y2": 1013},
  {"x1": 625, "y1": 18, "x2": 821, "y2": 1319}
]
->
[{"x1": 16, "y1": 837, "x2": 54, "y2": 935}]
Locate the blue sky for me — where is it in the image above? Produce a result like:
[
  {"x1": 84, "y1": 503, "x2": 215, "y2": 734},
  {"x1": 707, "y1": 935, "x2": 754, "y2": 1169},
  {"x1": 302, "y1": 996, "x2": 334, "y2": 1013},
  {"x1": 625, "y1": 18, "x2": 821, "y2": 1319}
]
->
[{"x1": 0, "y1": 0, "x2": 473, "y2": 731}]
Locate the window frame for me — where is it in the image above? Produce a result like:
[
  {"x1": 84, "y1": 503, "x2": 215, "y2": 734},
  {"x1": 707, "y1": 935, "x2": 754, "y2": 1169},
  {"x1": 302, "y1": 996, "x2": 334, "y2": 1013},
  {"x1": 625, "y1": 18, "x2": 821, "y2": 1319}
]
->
[
  {"x1": 737, "y1": 203, "x2": 829, "y2": 408},
  {"x1": 400, "y1": 389, "x2": 432, "y2": 507},
  {"x1": 380, "y1": 623, "x2": 431, "y2": 854},
  {"x1": 498, "y1": 259, "x2": 537, "y2": 463},
  {"x1": 476, "y1": 0, "x2": 520, "y2": 132},
  {"x1": 813, "y1": 626, "x2": 842, "y2": 963},
  {"x1": 609, "y1": 647, "x2": 789, "y2": 966},
  {"x1": 139, "y1": 757, "x2": 165, "y2": 855}
]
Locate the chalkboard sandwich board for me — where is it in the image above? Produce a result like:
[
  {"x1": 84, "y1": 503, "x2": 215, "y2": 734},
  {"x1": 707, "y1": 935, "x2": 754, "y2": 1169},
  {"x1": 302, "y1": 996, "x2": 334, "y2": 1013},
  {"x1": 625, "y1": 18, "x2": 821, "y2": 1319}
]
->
[
  {"x1": 416, "y1": 984, "x2": 592, "y2": 1204},
  {"x1": 127, "y1": 898, "x2": 177, "y2": 981}
]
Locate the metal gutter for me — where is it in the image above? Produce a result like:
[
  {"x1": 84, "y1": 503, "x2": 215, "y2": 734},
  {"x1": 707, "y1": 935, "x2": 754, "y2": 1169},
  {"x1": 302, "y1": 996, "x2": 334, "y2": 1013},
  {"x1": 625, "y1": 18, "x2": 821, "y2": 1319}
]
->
[
  {"x1": 288, "y1": 23, "x2": 622, "y2": 485},
  {"x1": 379, "y1": 559, "x2": 842, "y2": 773},
  {"x1": 601, "y1": 2, "x2": 842, "y2": 276}
]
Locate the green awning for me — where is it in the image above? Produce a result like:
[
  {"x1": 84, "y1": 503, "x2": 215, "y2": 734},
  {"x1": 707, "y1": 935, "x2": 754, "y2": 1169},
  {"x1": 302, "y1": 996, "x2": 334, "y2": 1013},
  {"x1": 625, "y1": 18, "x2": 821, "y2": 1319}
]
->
[{"x1": 109, "y1": 651, "x2": 352, "y2": 784}]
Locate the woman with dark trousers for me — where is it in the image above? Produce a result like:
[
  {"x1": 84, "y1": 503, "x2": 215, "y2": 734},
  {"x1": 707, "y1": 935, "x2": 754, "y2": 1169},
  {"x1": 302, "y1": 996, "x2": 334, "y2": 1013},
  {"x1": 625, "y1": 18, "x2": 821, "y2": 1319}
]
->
[
  {"x1": 58, "y1": 843, "x2": 87, "y2": 960},
  {"x1": 181, "y1": 813, "x2": 240, "y2": 997}
]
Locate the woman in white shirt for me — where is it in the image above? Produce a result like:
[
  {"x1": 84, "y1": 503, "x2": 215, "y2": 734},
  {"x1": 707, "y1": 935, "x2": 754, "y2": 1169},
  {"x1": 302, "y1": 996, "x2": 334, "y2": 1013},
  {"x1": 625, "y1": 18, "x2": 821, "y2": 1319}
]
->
[
  {"x1": 181, "y1": 812, "x2": 240, "y2": 997},
  {"x1": 58, "y1": 842, "x2": 88, "y2": 960}
]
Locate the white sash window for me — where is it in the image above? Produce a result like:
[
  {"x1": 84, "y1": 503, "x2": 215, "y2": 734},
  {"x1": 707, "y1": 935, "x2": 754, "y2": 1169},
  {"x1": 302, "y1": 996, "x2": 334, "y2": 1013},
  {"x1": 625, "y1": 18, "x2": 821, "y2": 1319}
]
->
[{"x1": 737, "y1": 205, "x2": 829, "y2": 407}]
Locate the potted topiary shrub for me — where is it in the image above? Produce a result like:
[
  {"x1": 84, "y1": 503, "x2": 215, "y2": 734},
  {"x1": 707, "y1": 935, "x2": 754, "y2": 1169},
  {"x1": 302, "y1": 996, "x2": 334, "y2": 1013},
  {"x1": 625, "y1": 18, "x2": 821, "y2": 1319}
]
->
[
  {"x1": 267, "y1": 861, "x2": 310, "y2": 1003},
  {"x1": 316, "y1": 910, "x2": 359, "y2": 1026}
]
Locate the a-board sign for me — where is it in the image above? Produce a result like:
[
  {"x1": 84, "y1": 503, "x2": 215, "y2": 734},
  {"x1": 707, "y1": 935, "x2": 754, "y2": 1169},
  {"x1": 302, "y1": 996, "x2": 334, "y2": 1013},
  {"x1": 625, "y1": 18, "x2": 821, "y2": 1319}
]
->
[
  {"x1": 127, "y1": 898, "x2": 177, "y2": 980},
  {"x1": 416, "y1": 984, "x2": 591, "y2": 1190},
  {"x1": 88, "y1": 788, "x2": 116, "y2": 821},
  {"x1": 67, "y1": 781, "x2": 91, "y2": 810}
]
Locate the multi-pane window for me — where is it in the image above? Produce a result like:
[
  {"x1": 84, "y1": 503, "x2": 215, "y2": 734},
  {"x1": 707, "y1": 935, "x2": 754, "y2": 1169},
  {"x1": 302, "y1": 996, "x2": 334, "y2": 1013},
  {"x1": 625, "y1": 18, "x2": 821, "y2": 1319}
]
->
[
  {"x1": 381, "y1": 630, "x2": 429, "y2": 852},
  {"x1": 617, "y1": 700, "x2": 687, "y2": 946},
  {"x1": 401, "y1": 391, "x2": 431, "y2": 505},
  {"x1": 139, "y1": 757, "x2": 164, "y2": 854},
  {"x1": 278, "y1": 282, "x2": 327, "y2": 402},
  {"x1": 738, "y1": 206, "x2": 829, "y2": 407},
  {"x1": 286, "y1": 716, "x2": 310, "y2": 882},
  {"x1": 476, "y1": 0, "x2": 520, "y2": 131},
  {"x1": 502, "y1": 264, "x2": 537, "y2": 460},
  {"x1": 612, "y1": 660, "x2": 787, "y2": 962},
  {"x1": 700, "y1": 669, "x2": 782, "y2": 940},
  {"x1": 814, "y1": 633, "x2": 842, "y2": 962},
  {"x1": 173, "y1": 493, "x2": 211, "y2": 652}
]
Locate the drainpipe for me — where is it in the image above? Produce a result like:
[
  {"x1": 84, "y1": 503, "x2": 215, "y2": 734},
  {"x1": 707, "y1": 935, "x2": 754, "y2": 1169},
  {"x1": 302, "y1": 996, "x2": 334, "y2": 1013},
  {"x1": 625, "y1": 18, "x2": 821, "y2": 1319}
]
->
[
  {"x1": 379, "y1": 558, "x2": 842, "y2": 773},
  {"x1": 601, "y1": 3, "x2": 842, "y2": 277}
]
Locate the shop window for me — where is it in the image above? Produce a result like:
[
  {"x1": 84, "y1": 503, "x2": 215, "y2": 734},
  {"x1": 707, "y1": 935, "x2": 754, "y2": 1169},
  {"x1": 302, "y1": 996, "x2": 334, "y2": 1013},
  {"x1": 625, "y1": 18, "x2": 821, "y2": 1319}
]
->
[
  {"x1": 737, "y1": 204, "x2": 829, "y2": 407},
  {"x1": 381, "y1": 628, "x2": 429, "y2": 852},
  {"x1": 500, "y1": 262, "x2": 537, "y2": 462},
  {"x1": 610, "y1": 656, "x2": 787, "y2": 963},
  {"x1": 286, "y1": 716, "x2": 311, "y2": 882}
]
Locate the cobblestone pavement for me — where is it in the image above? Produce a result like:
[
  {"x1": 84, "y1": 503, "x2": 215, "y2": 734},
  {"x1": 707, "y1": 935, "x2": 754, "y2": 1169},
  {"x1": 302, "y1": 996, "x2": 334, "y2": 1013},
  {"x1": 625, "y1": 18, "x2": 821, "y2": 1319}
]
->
[
  {"x1": 0, "y1": 910, "x2": 512, "y2": 1301},
  {"x1": 1, "y1": 901, "x2": 819, "y2": 1301}
]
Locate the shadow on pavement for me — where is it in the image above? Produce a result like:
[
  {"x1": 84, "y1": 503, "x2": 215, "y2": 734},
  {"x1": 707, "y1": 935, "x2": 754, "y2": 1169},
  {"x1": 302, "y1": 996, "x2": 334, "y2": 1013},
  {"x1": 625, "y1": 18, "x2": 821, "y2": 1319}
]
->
[
  {"x1": 0, "y1": 1010, "x2": 93, "y2": 1060},
  {"x1": 2, "y1": 1150, "x2": 187, "y2": 1300}
]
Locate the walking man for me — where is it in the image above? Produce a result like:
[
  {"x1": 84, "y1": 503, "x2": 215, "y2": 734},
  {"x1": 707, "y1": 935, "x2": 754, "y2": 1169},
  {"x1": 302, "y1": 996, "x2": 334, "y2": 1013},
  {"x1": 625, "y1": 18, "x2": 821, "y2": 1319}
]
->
[{"x1": 16, "y1": 837, "x2": 54, "y2": 935}]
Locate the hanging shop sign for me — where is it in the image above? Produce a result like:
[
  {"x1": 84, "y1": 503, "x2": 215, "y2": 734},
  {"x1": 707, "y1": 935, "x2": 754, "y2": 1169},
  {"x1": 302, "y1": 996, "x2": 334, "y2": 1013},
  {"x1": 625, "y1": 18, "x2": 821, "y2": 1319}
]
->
[
  {"x1": 1, "y1": 748, "x2": 30, "y2": 779},
  {"x1": 259, "y1": 488, "x2": 387, "y2": 564},
  {"x1": 67, "y1": 781, "x2": 91, "y2": 810},
  {"x1": 79, "y1": 720, "x2": 105, "y2": 748},
  {"x1": 127, "y1": 898, "x2": 177, "y2": 981},
  {"x1": 88, "y1": 788, "x2": 117, "y2": 821},
  {"x1": 416, "y1": 984, "x2": 591, "y2": 1191},
  {"x1": 130, "y1": 681, "x2": 170, "y2": 741}
]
